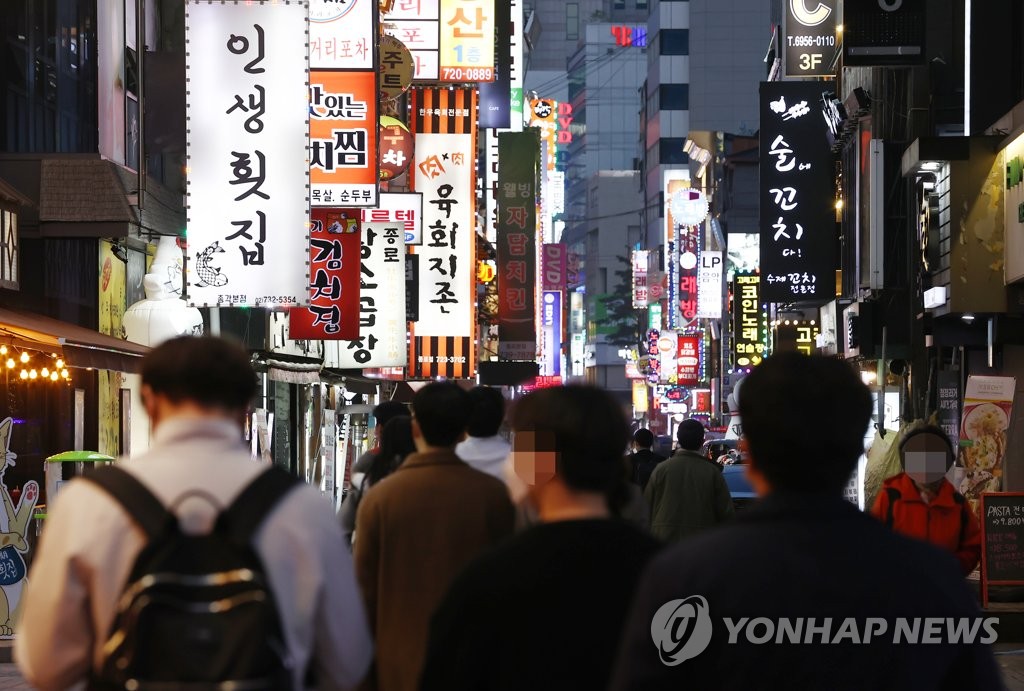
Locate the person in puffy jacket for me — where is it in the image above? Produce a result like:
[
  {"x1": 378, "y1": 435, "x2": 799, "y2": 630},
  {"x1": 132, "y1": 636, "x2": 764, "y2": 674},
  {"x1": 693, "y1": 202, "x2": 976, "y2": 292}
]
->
[{"x1": 871, "y1": 424, "x2": 981, "y2": 575}]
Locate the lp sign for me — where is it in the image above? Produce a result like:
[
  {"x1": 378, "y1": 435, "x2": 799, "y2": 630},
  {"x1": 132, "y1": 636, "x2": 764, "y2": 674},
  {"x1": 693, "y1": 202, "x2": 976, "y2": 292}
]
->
[
  {"x1": 785, "y1": 0, "x2": 838, "y2": 77},
  {"x1": 697, "y1": 251, "x2": 723, "y2": 319}
]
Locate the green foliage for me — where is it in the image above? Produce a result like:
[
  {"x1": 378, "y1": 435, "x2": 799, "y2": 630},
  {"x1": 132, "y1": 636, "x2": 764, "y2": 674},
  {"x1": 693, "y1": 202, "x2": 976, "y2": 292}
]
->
[{"x1": 597, "y1": 252, "x2": 643, "y2": 347}]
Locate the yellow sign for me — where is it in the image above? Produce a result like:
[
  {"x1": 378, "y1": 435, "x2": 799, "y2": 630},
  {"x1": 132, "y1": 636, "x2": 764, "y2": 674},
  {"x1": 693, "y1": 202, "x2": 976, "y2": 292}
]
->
[
  {"x1": 98, "y1": 240, "x2": 126, "y2": 457},
  {"x1": 439, "y1": 0, "x2": 495, "y2": 81}
]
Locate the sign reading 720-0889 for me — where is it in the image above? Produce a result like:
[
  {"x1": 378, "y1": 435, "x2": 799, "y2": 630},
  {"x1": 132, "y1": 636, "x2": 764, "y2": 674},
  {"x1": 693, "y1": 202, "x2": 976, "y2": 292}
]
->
[{"x1": 784, "y1": 0, "x2": 839, "y2": 77}]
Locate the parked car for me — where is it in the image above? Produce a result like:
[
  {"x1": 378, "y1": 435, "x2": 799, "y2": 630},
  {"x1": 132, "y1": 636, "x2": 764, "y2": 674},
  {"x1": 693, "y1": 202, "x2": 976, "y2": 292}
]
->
[{"x1": 700, "y1": 438, "x2": 757, "y2": 511}]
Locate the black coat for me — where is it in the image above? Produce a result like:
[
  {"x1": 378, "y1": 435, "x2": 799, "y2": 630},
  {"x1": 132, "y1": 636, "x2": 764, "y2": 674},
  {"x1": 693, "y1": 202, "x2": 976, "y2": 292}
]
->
[
  {"x1": 628, "y1": 449, "x2": 665, "y2": 489},
  {"x1": 610, "y1": 492, "x2": 1002, "y2": 690}
]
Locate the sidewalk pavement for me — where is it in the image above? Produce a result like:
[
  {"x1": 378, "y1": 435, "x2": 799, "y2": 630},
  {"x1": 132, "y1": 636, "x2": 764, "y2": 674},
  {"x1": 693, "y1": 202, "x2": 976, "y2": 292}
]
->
[{"x1": 0, "y1": 649, "x2": 1022, "y2": 689}]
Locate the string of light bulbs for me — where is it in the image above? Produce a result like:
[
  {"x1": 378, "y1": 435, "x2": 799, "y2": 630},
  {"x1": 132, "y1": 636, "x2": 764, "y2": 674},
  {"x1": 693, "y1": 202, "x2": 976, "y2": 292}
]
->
[{"x1": 0, "y1": 345, "x2": 71, "y2": 383}]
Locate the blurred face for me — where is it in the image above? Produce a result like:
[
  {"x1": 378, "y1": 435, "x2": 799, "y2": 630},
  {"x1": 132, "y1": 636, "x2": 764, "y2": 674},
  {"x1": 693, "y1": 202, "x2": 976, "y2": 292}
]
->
[
  {"x1": 512, "y1": 430, "x2": 559, "y2": 488},
  {"x1": 903, "y1": 432, "x2": 952, "y2": 487}
]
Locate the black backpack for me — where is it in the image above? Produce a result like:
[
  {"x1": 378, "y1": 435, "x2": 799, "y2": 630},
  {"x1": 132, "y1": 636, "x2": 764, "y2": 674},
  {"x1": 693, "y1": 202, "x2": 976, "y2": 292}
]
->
[{"x1": 83, "y1": 465, "x2": 300, "y2": 690}]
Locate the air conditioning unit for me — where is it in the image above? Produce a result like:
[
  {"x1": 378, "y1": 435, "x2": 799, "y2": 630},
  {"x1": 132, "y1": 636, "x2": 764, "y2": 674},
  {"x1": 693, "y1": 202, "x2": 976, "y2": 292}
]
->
[{"x1": 844, "y1": 0, "x2": 925, "y2": 66}]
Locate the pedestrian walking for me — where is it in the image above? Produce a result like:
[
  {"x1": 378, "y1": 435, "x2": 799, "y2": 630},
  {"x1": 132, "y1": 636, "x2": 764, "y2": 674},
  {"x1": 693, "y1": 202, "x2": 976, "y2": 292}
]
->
[
  {"x1": 627, "y1": 428, "x2": 665, "y2": 490},
  {"x1": 354, "y1": 382, "x2": 514, "y2": 691},
  {"x1": 420, "y1": 385, "x2": 661, "y2": 691},
  {"x1": 15, "y1": 336, "x2": 372, "y2": 691},
  {"x1": 455, "y1": 386, "x2": 511, "y2": 480},
  {"x1": 645, "y1": 419, "x2": 734, "y2": 541},
  {"x1": 610, "y1": 353, "x2": 1001, "y2": 690},
  {"x1": 871, "y1": 424, "x2": 981, "y2": 575},
  {"x1": 340, "y1": 415, "x2": 416, "y2": 545}
]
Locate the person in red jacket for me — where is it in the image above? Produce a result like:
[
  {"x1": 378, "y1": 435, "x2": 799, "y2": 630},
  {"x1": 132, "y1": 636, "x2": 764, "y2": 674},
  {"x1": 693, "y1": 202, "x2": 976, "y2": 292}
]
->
[{"x1": 871, "y1": 425, "x2": 981, "y2": 575}]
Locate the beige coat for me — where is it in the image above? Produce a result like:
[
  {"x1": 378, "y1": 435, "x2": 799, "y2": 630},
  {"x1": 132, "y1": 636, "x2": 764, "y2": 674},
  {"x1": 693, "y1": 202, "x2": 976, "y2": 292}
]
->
[{"x1": 354, "y1": 449, "x2": 514, "y2": 691}]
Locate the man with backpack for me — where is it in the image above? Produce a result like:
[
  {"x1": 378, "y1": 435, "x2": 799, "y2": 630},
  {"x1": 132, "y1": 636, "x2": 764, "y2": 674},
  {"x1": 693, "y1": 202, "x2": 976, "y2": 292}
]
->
[{"x1": 15, "y1": 336, "x2": 373, "y2": 690}]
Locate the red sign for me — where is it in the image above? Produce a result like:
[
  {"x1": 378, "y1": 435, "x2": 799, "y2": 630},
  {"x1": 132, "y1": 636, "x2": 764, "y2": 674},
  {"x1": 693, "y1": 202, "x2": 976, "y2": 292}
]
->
[
  {"x1": 677, "y1": 335, "x2": 700, "y2": 386},
  {"x1": 289, "y1": 209, "x2": 362, "y2": 339},
  {"x1": 542, "y1": 243, "x2": 567, "y2": 291},
  {"x1": 522, "y1": 375, "x2": 563, "y2": 391}
]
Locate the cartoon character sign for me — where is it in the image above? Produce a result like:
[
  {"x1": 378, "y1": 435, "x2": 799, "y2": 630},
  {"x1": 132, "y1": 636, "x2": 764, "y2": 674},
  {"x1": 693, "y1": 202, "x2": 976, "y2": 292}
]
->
[{"x1": 0, "y1": 417, "x2": 39, "y2": 637}]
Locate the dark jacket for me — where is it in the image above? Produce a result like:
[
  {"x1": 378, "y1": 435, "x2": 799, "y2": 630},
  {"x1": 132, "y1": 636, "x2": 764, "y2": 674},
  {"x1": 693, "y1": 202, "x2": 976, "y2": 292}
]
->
[
  {"x1": 610, "y1": 493, "x2": 1002, "y2": 691},
  {"x1": 628, "y1": 449, "x2": 665, "y2": 489},
  {"x1": 644, "y1": 448, "x2": 734, "y2": 541}
]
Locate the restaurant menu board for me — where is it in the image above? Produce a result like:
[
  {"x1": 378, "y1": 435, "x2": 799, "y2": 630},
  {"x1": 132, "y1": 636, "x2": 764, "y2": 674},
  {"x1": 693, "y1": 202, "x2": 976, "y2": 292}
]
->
[
  {"x1": 759, "y1": 81, "x2": 836, "y2": 302},
  {"x1": 958, "y1": 376, "x2": 1016, "y2": 503},
  {"x1": 980, "y1": 492, "x2": 1024, "y2": 607}
]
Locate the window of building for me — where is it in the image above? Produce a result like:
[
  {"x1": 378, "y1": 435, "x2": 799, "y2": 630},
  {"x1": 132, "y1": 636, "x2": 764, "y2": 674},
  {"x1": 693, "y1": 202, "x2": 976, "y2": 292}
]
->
[
  {"x1": 566, "y1": 4, "x2": 579, "y2": 40},
  {"x1": 659, "y1": 83, "x2": 689, "y2": 110},
  {"x1": 659, "y1": 138, "x2": 690, "y2": 165},
  {"x1": 659, "y1": 29, "x2": 690, "y2": 55},
  {"x1": 636, "y1": 0, "x2": 648, "y2": 7},
  {"x1": 2, "y1": 0, "x2": 98, "y2": 153},
  {"x1": 614, "y1": 0, "x2": 626, "y2": 8},
  {"x1": 0, "y1": 208, "x2": 19, "y2": 290}
]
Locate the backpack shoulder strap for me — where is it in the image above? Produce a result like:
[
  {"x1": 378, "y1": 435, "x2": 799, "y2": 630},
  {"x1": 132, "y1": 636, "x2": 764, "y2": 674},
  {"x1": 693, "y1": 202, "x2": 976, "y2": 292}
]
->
[
  {"x1": 217, "y1": 466, "x2": 301, "y2": 546},
  {"x1": 952, "y1": 490, "x2": 970, "y2": 534},
  {"x1": 884, "y1": 486, "x2": 901, "y2": 529},
  {"x1": 82, "y1": 466, "x2": 174, "y2": 540}
]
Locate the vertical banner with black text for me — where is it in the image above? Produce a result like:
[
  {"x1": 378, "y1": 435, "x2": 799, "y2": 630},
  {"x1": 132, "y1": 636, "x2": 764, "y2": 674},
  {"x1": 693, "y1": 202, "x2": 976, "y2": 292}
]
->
[{"x1": 408, "y1": 87, "x2": 478, "y2": 379}]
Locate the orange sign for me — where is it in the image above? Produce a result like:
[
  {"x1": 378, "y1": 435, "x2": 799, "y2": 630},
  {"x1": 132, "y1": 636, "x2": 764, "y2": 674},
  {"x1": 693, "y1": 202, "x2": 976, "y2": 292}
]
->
[{"x1": 310, "y1": 70, "x2": 379, "y2": 207}]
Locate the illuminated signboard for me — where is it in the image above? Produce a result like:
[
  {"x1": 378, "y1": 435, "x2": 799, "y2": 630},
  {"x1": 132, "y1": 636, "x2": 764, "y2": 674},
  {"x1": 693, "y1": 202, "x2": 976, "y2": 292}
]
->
[
  {"x1": 784, "y1": 0, "x2": 838, "y2": 77},
  {"x1": 611, "y1": 25, "x2": 648, "y2": 47},
  {"x1": 732, "y1": 273, "x2": 767, "y2": 368},
  {"x1": 678, "y1": 335, "x2": 700, "y2": 386},
  {"x1": 759, "y1": 81, "x2": 836, "y2": 302},
  {"x1": 185, "y1": 0, "x2": 309, "y2": 308},
  {"x1": 310, "y1": 70, "x2": 378, "y2": 208},
  {"x1": 632, "y1": 250, "x2": 649, "y2": 308},
  {"x1": 385, "y1": 0, "x2": 496, "y2": 82},
  {"x1": 773, "y1": 320, "x2": 821, "y2": 356}
]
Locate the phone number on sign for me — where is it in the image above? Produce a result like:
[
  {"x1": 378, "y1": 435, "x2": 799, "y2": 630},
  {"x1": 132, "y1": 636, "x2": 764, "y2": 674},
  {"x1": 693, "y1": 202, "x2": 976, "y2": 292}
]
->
[{"x1": 441, "y1": 66, "x2": 494, "y2": 82}]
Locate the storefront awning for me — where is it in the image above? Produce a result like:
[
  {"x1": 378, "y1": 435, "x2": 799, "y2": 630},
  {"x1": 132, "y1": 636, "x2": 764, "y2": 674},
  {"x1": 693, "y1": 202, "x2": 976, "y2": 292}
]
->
[{"x1": 0, "y1": 307, "x2": 149, "y2": 373}]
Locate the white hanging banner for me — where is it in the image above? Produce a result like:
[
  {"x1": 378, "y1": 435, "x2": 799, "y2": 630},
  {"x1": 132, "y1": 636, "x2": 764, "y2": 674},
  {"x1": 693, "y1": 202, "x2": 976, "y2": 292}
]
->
[
  {"x1": 329, "y1": 193, "x2": 416, "y2": 367},
  {"x1": 185, "y1": 0, "x2": 310, "y2": 308},
  {"x1": 413, "y1": 132, "x2": 475, "y2": 337}
]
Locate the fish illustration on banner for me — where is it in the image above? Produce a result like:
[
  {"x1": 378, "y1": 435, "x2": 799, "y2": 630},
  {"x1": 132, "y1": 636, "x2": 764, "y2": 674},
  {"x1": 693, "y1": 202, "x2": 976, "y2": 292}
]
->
[{"x1": 0, "y1": 418, "x2": 39, "y2": 637}]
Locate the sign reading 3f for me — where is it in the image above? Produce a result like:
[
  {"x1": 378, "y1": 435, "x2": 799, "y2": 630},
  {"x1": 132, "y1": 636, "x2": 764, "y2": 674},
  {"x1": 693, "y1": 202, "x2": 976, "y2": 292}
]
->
[{"x1": 784, "y1": 0, "x2": 838, "y2": 77}]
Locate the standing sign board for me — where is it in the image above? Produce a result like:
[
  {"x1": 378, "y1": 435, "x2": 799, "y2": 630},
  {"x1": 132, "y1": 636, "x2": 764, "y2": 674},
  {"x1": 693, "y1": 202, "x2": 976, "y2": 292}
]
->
[
  {"x1": 759, "y1": 81, "x2": 836, "y2": 303},
  {"x1": 980, "y1": 493, "x2": 1024, "y2": 607},
  {"x1": 185, "y1": 0, "x2": 310, "y2": 308},
  {"x1": 958, "y1": 376, "x2": 1016, "y2": 504}
]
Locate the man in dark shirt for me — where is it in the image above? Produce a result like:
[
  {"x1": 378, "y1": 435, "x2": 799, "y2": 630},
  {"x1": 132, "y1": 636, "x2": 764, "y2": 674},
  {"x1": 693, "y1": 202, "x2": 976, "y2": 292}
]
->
[
  {"x1": 610, "y1": 353, "x2": 1002, "y2": 690},
  {"x1": 627, "y1": 428, "x2": 665, "y2": 489},
  {"x1": 420, "y1": 385, "x2": 661, "y2": 691}
]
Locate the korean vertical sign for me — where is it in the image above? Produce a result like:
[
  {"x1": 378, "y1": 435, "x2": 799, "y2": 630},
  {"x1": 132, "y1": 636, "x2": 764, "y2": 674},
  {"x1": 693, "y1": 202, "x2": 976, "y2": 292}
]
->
[
  {"x1": 732, "y1": 272, "x2": 767, "y2": 368},
  {"x1": 329, "y1": 193, "x2": 417, "y2": 367},
  {"x1": 288, "y1": 209, "x2": 362, "y2": 339},
  {"x1": 409, "y1": 87, "x2": 478, "y2": 379},
  {"x1": 496, "y1": 129, "x2": 540, "y2": 360},
  {"x1": 760, "y1": 81, "x2": 836, "y2": 302},
  {"x1": 185, "y1": 0, "x2": 309, "y2": 307}
]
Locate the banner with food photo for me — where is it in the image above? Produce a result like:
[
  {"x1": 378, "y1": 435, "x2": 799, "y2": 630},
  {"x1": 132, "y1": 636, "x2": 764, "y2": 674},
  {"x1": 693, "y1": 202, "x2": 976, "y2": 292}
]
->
[{"x1": 958, "y1": 375, "x2": 1016, "y2": 503}]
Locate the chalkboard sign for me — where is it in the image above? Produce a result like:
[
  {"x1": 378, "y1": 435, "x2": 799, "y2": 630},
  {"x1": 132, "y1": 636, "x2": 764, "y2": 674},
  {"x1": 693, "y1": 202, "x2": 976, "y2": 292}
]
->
[{"x1": 980, "y1": 492, "x2": 1024, "y2": 607}]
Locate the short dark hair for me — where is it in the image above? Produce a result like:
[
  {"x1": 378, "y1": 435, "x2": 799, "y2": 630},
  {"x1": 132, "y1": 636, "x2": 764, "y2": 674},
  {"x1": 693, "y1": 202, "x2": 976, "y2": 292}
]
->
[
  {"x1": 465, "y1": 386, "x2": 506, "y2": 437},
  {"x1": 739, "y1": 352, "x2": 872, "y2": 494},
  {"x1": 368, "y1": 416, "x2": 416, "y2": 485},
  {"x1": 676, "y1": 419, "x2": 705, "y2": 451},
  {"x1": 411, "y1": 382, "x2": 471, "y2": 448},
  {"x1": 633, "y1": 428, "x2": 654, "y2": 448},
  {"x1": 141, "y1": 336, "x2": 257, "y2": 411},
  {"x1": 510, "y1": 385, "x2": 630, "y2": 495},
  {"x1": 372, "y1": 400, "x2": 408, "y2": 428}
]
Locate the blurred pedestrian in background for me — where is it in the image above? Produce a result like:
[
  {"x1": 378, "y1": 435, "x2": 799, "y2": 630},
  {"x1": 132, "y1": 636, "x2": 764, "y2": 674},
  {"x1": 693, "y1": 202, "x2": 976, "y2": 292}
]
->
[
  {"x1": 871, "y1": 424, "x2": 981, "y2": 575},
  {"x1": 420, "y1": 385, "x2": 660, "y2": 691},
  {"x1": 610, "y1": 353, "x2": 1000, "y2": 689},
  {"x1": 340, "y1": 416, "x2": 415, "y2": 544},
  {"x1": 455, "y1": 386, "x2": 511, "y2": 480},
  {"x1": 354, "y1": 382, "x2": 514, "y2": 691},
  {"x1": 645, "y1": 419, "x2": 734, "y2": 541},
  {"x1": 627, "y1": 428, "x2": 665, "y2": 490}
]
